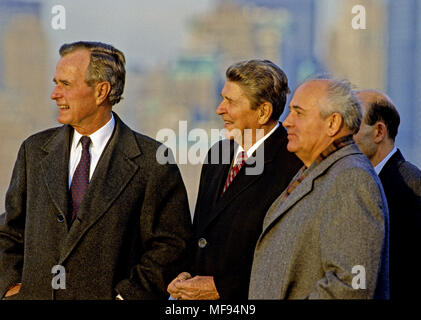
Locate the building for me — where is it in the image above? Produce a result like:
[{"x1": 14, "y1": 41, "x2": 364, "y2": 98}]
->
[{"x1": 0, "y1": 0, "x2": 49, "y2": 212}]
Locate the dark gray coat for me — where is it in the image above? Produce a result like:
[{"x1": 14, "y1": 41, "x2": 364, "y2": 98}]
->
[
  {"x1": 0, "y1": 113, "x2": 192, "y2": 299},
  {"x1": 379, "y1": 149, "x2": 421, "y2": 299},
  {"x1": 191, "y1": 125, "x2": 302, "y2": 299}
]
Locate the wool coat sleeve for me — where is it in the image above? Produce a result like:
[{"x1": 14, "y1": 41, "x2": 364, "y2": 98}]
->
[
  {"x1": 308, "y1": 167, "x2": 388, "y2": 299},
  {"x1": 0, "y1": 142, "x2": 27, "y2": 298},
  {"x1": 114, "y1": 148, "x2": 193, "y2": 299}
]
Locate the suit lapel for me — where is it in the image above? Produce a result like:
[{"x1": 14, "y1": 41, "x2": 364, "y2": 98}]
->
[
  {"x1": 261, "y1": 143, "x2": 362, "y2": 236},
  {"x1": 261, "y1": 169, "x2": 313, "y2": 234},
  {"x1": 40, "y1": 125, "x2": 72, "y2": 222},
  {"x1": 59, "y1": 114, "x2": 141, "y2": 263},
  {"x1": 198, "y1": 125, "x2": 286, "y2": 232},
  {"x1": 194, "y1": 139, "x2": 233, "y2": 231},
  {"x1": 378, "y1": 149, "x2": 404, "y2": 180}
]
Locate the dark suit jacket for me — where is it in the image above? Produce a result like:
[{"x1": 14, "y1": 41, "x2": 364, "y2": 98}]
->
[
  {"x1": 0, "y1": 113, "x2": 192, "y2": 299},
  {"x1": 378, "y1": 149, "x2": 421, "y2": 299},
  {"x1": 191, "y1": 125, "x2": 302, "y2": 299}
]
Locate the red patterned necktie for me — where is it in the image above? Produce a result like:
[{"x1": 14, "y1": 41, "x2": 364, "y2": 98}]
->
[
  {"x1": 70, "y1": 136, "x2": 91, "y2": 223},
  {"x1": 221, "y1": 151, "x2": 248, "y2": 195}
]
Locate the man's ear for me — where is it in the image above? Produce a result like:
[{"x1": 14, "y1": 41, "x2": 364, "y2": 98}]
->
[
  {"x1": 257, "y1": 102, "x2": 273, "y2": 125},
  {"x1": 373, "y1": 121, "x2": 387, "y2": 143},
  {"x1": 95, "y1": 81, "x2": 111, "y2": 106},
  {"x1": 326, "y1": 112, "x2": 343, "y2": 136}
]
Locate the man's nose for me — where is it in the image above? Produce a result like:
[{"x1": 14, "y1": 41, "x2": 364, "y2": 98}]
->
[
  {"x1": 282, "y1": 112, "x2": 292, "y2": 128},
  {"x1": 50, "y1": 85, "x2": 61, "y2": 100},
  {"x1": 216, "y1": 101, "x2": 226, "y2": 115}
]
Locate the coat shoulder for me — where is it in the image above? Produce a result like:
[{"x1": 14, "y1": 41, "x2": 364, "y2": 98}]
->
[
  {"x1": 328, "y1": 152, "x2": 375, "y2": 178},
  {"x1": 320, "y1": 152, "x2": 382, "y2": 195},
  {"x1": 397, "y1": 161, "x2": 421, "y2": 195},
  {"x1": 132, "y1": 130, "x2": 164, "y2": 152},
  {"x1": 381, "y1": 152, "x2": 421, "y2": 195},
  {"x1": 398, "y1": 160, "x2": 421, "y2": 180},
  {"x1": 22, "y1": 126, "x2": 64, "y2": 149},
  {"x1": 130, "y1": 130, "x2": 179, "y2": 169}
]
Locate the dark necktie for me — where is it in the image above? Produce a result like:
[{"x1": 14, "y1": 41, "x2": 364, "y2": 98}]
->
[
  {"x1": 70, "y1": 136, "x2": 91, "y2": 223},
  {"x1": 221, "y1": 151, "x2": 247, "y2": 195}
]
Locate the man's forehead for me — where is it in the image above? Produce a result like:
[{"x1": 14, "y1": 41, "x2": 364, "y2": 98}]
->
[
  {"x1": 221, "y1": 80, "x2": 245, "y2": 97},
  {"x1": 55, "y1": 49, "x2": 90, "y2": 78},
  {"x1": 58, "y1": 49, "x2": 90, "y2": 69},
  {"x1": 290, "y1": 80, "x2": 329, "y2": 107},
  {"x1": 298, "y1": 80, "x2": 330, "y2": 94}
]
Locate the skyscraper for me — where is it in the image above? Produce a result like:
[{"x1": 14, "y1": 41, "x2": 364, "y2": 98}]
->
[
  {"x1": 387, "y1": 0, "x2": 421, "y2": 166},
  {"x1": 325, "y1": 0, "x2": 387, "y2": 91},
  {"x1": 0, "y1": 0, "x2": 49, "y2": 212},
  {"x1": 236, "y1": 0, "x2": 322, "y2": 102}
]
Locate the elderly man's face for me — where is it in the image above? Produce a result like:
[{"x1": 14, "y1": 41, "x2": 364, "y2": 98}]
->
[
  {"x1": 51, "y1": 49, "x2": 99, "y2": 134},
  {"x1": 282, "y1": 81, "x2": 331, "y2": 166},
  {"x1": 216, "y1": 80, "x2": 260, "y2": 145}
]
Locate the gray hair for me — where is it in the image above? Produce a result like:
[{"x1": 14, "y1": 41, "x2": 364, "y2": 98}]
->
[
  {"x1": 226, "y1": 59, "x2": 290, "y2": 121},
  {"x1": 318, "y1": 79, "x2": 362, "y2": 134},
  {"x1": 59, "y1": 41, "x2": 126, "y2": 106}
]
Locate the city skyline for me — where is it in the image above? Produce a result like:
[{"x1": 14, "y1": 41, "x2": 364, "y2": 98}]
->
[{"x1": 1, "y1": 0, "x2": 420, "y2": 212}]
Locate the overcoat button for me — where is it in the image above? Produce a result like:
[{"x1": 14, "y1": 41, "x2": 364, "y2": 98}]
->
[
  {"x1": 57, "y1": 214, "x2": 65, "y2": 223},
  {"x1": 198, "y1": 238, "x2": 207, "y2": 248}
]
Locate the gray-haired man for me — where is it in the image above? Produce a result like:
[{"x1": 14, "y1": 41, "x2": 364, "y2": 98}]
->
[
  {"x1": 167, "y1": 59, "x2": 302, "y2": 300},
  {"x1": 0, "y1": 41, "x2": 192, "y2": 299},
  {"x1": 249, "y1": 79, "x2": 389, "y2": 299}
]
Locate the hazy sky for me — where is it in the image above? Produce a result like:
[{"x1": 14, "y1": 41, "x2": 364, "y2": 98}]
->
[
  {"x1": 40, "y1": 0, "x2": 213, "y2": 69},
  {"x1": 37, "y1": 0, "x2": 342, "y2": 70}
]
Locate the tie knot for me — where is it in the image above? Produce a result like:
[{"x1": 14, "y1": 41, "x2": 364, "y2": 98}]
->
[{"x1": 80, "y1": 136, "x2": 91, "y2": 150}]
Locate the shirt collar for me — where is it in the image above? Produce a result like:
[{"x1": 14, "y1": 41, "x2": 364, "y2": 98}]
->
[
  {"x1": 235, "y1": 122, "x2": 280, "y2": 159},
  {"x1": 374, "y1": 146, "x2": 397, "y2": 175},
  {"x1": 72, "y1": 114, "x2": 115, "y2": 150}
]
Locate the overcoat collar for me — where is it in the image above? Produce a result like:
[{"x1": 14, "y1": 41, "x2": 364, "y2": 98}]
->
[
  {"x1": 261, "y1": 143, "x2": 362, "y2": 237},
  {"x1": 40, "y1": 124, "x2": 73, "y2": 220},
  {"x1": 196, "y1": 124, "x2": 288, "y2": 232},
  {"x1": 40, "y1": 113, "x2": 141, "y2": 263},
  {"x1": 378, "y1": 148, "x2": 404, "y2": 179}
]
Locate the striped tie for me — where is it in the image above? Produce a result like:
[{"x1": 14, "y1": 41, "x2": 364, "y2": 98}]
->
[{"x1": 221, "y1": 151, "x2": 247, "y2": 195}]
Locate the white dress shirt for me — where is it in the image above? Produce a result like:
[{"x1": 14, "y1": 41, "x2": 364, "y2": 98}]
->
[
  {"x1": 374, "y1": 146, "x2": 397, "y2": 175},
  {"x1": 68, "y1": 115, "x2": 115, "y2": 188},
  {"x1": 234, "y1": 122, "x2": 280, "y2": 160}
]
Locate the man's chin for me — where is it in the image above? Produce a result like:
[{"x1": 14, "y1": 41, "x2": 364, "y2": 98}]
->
[
  {"x1": 57, "y1": 118, "x2": 67, "y2": 125},
  {"x1": 225, "y1": 132, "x2": 244, "y2": 147},
  {"x1": 223, "y1": 132, "x2": 235, "y2": 140},
  {"x1": 286, "y1": 143, "x2": 297, "y2": 154},
  {"x1": 57, "y1": 115, "x2": 71, "y2": 126},
  {"x1": 221, "y1": 128, "x2": 235, "y2": 140}
]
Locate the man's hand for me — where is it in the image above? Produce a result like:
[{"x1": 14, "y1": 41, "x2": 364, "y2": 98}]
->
[
  {"x1": 5, "y1": 284, "x2": 21, "y2": 298},
  {"x1": 167, "y1": 272, "x2": 220, "y2": 300},
  {"x1": 167, "y1": 272, "x2": 192, "y2": 299}
]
